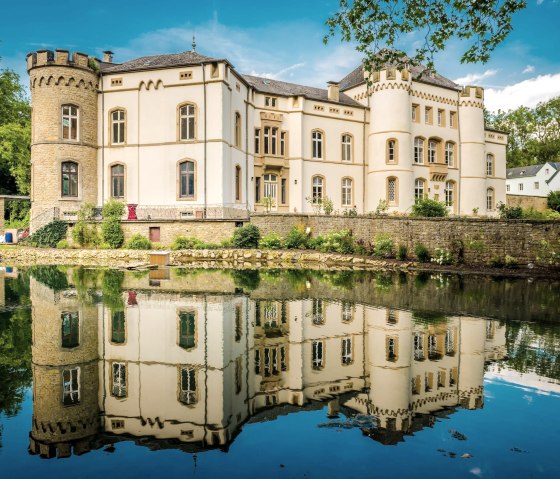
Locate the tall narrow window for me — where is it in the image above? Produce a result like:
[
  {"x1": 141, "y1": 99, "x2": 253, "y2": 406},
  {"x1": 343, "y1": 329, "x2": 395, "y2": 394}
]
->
[
  {"x1": 234, "y1": 112, "x2": 241, "y2": 147},
  {"x1": 62, "y1": 367, "x2": 80, "y2": 406},
  {"x1": 414, "y1": 178, "x2": 426, "y2": 200},
  {"x1": 111, "y1": 362, "x2": 127, "y2": 398},
  {"x1": 445, "y1": 142, "x2": 454, "y2": 166},
  {"x1": 235, "y1": 357, "x2": 242, "y2": 394},
  {"x1": 255, "y1": 176, "x2": 261, "y2": 202},
  {"x1": 235, "y1": 165, "x2": 241, "y2": 202},
  {"x1": 312, "y1": 341, "x2": 324, "y2": 370},
  {"x1": 387, "y1": 177, "x2": 397, "y2": 205},
  {"x1": 342, "y1": 302, "x2": 353, "y2": 322},
  {"x1": 178, "y1": 311, "x2": 196, "y2": 350},
  {"x1": 445, "y1": 181, "x2": 455, "y2": 208},
  {"x1": 341, "y1": 134, "x2": 352, "y2": 162},
  {"x1": 387, "y1": 139, "x2": 397, "y2": 163},
  {"x1": 486, "y1": 154, "x2": 494, "y2": 176},
  {"x1": 341, "y1": 338, "x2": 353, "y2": 365},
  {"x1": 255, "y1": 128, "x2": 261, "y2": 154},
  {"x1": 312, "y1": 299, "x2": 324, "y2": 325},
  {"x1": 61, "y1": 161, "x2": 78, "y2": 197},
  {"x1": 111, "y1": 109, "x2": 125, "y2": 144},
  {"x1": 312, "y1": 130, "x2": 323, "y2": 159},
  {"x1": 111, "y1": 164, "x2": 125, "y2": 199},
  {"x1": 179, "y1": 366, "x2": 197, "y2": 405},
  {"x1": 428, "y1": 140, "x2": 437, "y2": 163},
  {"x1": 280, "y1": 131, "x2": 287, "y2": 157},
  {"x1": 425, "y1": 107, "x2": 432, "y2": 124},
  {"x1": 111, "y1": 310, "x2": 126, "y2": 344},
  {"x1": 412, "y1": 104, "x2": 419, "y2": 122},
  {"x1": 264, "y1": 127, "x2": 270, "y2": 154},
  {"x1": 235, "y1": 304, "x2": 242, "y2": 342},
  {"x1": 62, "y1": 105, "x2": 78, "y2": 140},
  {"x1": 414, "y1": 137, "x2": 424, "y2": 164},
  {"x1": 281, "y1": 178, "x2": 287, "y2": 204},
  {"x1": 271, "y1": 128, "x2": 278, "y2": 155},
  {"x1": 486, "y1": 188, "x2": 494, "y2": 211},
  {"x1": 179, "y1": 161, "x2": 195, "y2": 198},
  {"x1": 61, "y1": 312, "x2": 79, "y2": 348},
  {"x1": 341, "y1": 178, "x2": 353, "y2": 207},
  {"x1": 387, "y1": 336, "x2": 398, "y2": 361},
  {"x1": 179, "y1": 104, "x2": 196, "y2": 140},
  {"x1": 312, "y1": 176, "x2": 324, "y2": 203},
  {"x1": 437, "y1": 109, "x2": 445, "y2": 127},
  {"x1": 414, "y1": 333, "x2": 425, "y2": 360}
]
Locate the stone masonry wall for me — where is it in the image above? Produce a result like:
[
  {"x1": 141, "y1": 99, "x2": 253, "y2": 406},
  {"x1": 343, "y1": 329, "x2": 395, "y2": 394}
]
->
[{"x1": 506, "y1": 194, "x2": 549, "y2": 211}]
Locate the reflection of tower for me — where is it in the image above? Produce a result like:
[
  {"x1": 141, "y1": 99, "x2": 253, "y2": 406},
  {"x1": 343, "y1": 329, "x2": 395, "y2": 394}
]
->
[
  {"x1": 28, "y1": 278, "x2": 100, "y2": 458},
  {"x1": 458, "y1": 317, "x2": 486, "y2": 410}
]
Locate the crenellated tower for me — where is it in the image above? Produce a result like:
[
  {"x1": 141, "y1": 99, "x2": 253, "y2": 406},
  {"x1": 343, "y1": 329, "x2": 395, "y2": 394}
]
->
[{"x1": 26, "y1": 50, "x2": 99, "y2": 231}]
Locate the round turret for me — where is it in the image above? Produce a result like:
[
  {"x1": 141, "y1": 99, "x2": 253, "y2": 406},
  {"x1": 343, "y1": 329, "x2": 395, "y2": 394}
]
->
[{"x1": 27, "y1": 49, "x2": 99, "y2": 231}]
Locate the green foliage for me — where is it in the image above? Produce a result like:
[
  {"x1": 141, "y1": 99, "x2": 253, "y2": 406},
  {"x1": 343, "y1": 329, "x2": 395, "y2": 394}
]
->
[
  {"x1": 259, "y1": 232, "x2": 283, "y2": 250},
  {"x1": 466, "y1": 239, "x2": 486, "y2": 252},
  {"x1": 102, "y1": 218, "x2": 124, "y2": 249},
  {"x1": 5, "y1": 200, "x2": 30, "y2": 229},
  {"x1": 322, "y1": 196, "x2": 334, "y2": 215},
  {"x1": 309, "y1": 230, "x2": 354, "y2": 254},
  {"x1": 521, "y1": 207, "x2": 560, "y2": 220},
  {"x1": 72, "y1": 203, "x2": 100, "y2": 247},
  {"x1": 284, "y1": 225, "x2": 309, "y2": 249},
  {"x1": 101, "y1": 269, "x2": 125, "y2": 311},
  {"x1": 232, "y1": 224, "x2": 261, "y2": 249},
  {"x1": 26, "y1": 220, "x2": 68, "y2": 248},
  {"x1": 56, "y1": 239, "x2": 69, "y2": 249},
  {"x1": 324, "y1": 0, "x2": 525, "y2": 72},
  {"x1": 548, "y1": 191, "x2": 560, "y2": 212},
  {"x1": 414, "y1": 243, "x2": 431, "y2": 263},
  {"x1": 537, "y1": 240, "x2": 560, "y2": 266},
  {"x1": 497, "y1": 201, "x2": 523, "y2": 219},
  {"x1": 411, "y1": 197, "x2": 448, "y2": 217},
  {"x1": 431, "y1": 248, "x2": 453, "y2": 265},
  {"x1": 373, "y1": 234, "x2": 394, "y2": 258},
  {"x1": 172, "y1": 236, "x2": 204, "y2": 250},
  {"x1": 343, "y1": 207, "x2": 358, "y2": 216},
  {"x1": 28, "y1": 265, "x2": 69, "y2": 291},
  {"x1": 374, "y1": 199, "x2": 389, "y2": 216},
  {"x1": 490, "y1": 254, "x2": 518, "y2": 268},
  {"x1": 102, "y1": 200, "x2": 125, "y2": 219},
  {"x1": 88, "y1": 57, "x2": 100, "y2": 72},
  {"x1": 397, "y1": 244, "x2": 408, "y2": 261},
  {"x1": 125, "y1": 234, "x2": 151, "y2": 250},
  {"x1": 230, "y1": 269, "x2": 260, "y2": 291}
]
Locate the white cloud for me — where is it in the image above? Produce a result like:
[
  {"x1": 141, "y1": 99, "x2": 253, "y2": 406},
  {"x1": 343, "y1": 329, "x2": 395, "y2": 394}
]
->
[
  {"x1": 485, "y1": 73, "x2": 560, "y2": 112},
  {"x1": 453, "y1": 69, "x2": 498, "y2": 85},
  {"x1": 537, "y1": 0, "x2": 544, "y2": 5},
  {"x1": 522, "y1": 65, "x2": 535, "y2": 74}
]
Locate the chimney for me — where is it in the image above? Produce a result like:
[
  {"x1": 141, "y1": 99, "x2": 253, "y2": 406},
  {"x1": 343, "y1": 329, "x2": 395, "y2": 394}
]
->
[
  {"x1": 103, "y1": 51, "x2": 114, "y2": 63},
  {"x1": 327, "y1": 81, "x2": 340, "y2": 102}
]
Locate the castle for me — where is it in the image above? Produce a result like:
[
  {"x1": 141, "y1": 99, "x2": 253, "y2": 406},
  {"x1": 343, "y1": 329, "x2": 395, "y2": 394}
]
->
[{"x1": 26, "y1": 47, "x2": 506, "y2": 226}]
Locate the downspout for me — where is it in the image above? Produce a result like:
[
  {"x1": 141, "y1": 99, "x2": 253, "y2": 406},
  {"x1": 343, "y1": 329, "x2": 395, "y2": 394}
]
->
[
  {"x1": 363, "y1": 98, "x2": 368, "y2": 213},
  {"x1": 245, "y1": 87, "x2": 249, "y2": 217},
  {"x1": 101, "y1": 75, "x2": 105, "y2": 205},
  {"x1": 137, "y1": 83, "x2": 141, "y2": 205},
  {"x1": 203, "y1": 64, "x2": 208, "y2": 216},
  {"x1": 457, "y1": 90, "x2": 462, "y2": 215}
]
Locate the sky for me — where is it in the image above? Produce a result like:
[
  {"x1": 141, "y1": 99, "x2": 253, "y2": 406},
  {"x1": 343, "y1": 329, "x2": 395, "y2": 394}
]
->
[{"x1": 1, "y1": 0, "x2": 559, "y2": 112}]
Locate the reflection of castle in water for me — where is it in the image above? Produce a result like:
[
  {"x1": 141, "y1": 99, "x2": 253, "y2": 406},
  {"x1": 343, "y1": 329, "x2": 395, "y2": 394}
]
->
[{"x1": 28, "y1": 274, "x2": 506, "y2": 458}]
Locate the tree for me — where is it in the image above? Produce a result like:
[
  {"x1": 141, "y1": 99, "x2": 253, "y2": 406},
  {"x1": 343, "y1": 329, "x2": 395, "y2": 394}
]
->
[{"x1": 325, "y1": 0, "x2": 527, "y2": 72}]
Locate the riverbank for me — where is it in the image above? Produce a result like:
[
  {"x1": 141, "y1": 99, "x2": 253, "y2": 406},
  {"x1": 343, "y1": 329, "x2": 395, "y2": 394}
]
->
[{"x1": 1, "y1": 245, "x2": 559, "y2": 278}]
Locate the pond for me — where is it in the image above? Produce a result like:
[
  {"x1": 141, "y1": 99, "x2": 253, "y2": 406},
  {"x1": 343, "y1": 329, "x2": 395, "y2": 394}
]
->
[{"x1": 0, "y1": 266, "x2": 559, "y2": 478}]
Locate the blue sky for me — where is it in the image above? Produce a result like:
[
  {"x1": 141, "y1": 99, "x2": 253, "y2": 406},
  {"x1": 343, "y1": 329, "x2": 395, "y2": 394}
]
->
[{"x1": 1, "y1": 0, "x2": 559, "y2": 111}]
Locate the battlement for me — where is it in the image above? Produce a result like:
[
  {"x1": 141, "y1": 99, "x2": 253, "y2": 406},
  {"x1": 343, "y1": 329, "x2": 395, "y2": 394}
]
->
[
  {"x1": 26, "y1": 49, "x2": 98, "y2": 73},
  {"x1": 366, "y1": 67, "x2": 412, "y2": 84},
  {"x1": 461, "y1": 85, "x2": 484, "y2": 100}
]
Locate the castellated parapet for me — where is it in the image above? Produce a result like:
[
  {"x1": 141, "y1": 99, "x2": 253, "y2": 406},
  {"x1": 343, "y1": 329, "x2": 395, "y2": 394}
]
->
[{"x1": 27, "y1": 49, "x2": 99, "y2": 226}]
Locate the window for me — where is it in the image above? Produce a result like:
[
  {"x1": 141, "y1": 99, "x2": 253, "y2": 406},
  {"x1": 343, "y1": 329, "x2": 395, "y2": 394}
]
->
[
  {"x1": 178, "y1": 311, "x2": 196, "y2": 350},
  {"x1": 111, "y1": 310, "x2": 126, "y2": 344},
  {"x1": 534, "y1": 181, "x2": 539, "y2": 190},
  {"x1": 312, "y1": 130, "x2": 323, "y2": 159},
  {"x1": 255, "y1": 128, "x2": 261, "y2": 154},
  {"x1": 386, "y1": 336, "x2": 398, "y2": 362},
  {"x1": 210, "y1": 62, "x2": 219, "y2": 78},
  {"x1": 312, "y1": 341, "x2": 324, "y2": 370},
  {"x1": 255, "y1": 176, "x2": 261, "y2": 202},
  {"x1": 61, "y1": 161, "x2": 78, "y2": 197},
  {"x1": 414, "y1": 178, "x2": 426, "y2": 200},
  {"x1": 235, "y1": 304, "x2": 242, "y2": 342},
  {"x1": 341, "y1": 302, "x2": 353, "y2": 322},
  {"x1": 445, "y1": 329, "x2": 455, "y2": 355},
  {"x1": 62, "y1": 367, "x2": 80, "y2": 406},
  {"x1": 235, "y1": 357, "x2": 242, "y2": 394},
  {"x1": 506, "y1": 184, "x2": 510, "y2": 192},
  {"x1": 341, "y1": 178, "x2": 353, "y2": 207},
  {"x1": 425, "y1": 372, "x2": 433, "y2": 392},
  {"x1": 234, "y1": 112, "x2": 241, "y2": 147},
  {"x1": 61, "y1": 312, "x2": 79, "y2": 348},
  {"x1": 111, "y1": 362, "x2": 127, "y2": 398},
  {"x1": 61, "y1": 104, "x2": 78, "y2": 140},
  {"x1": 111, "y1": 109, "x2": 125, "y2": 144},
  {"x1": 437, "y1": 370, "x2": 446, "y2": 388},
  {"x1": 449, "y1": 111, "x2": 457, "y2": 128},
  {"x1": 386, "y1": 309, "x2": 398, "y2": 324},
  {"x1": 265, "y1": 96, "x2": 278, "y2": 108},
  {"x1": 179, "y1": 104, "x2": 196, "y2": 140},
  {"x1": 280, "y1": 131, "x2": 287, "y2": 157},
  {"x1": 111, "y1": 164, "x2": 125, "y2": 199},
  {"x1": 387, "y1": 177, "x2": 397, "y2": 205},
  {"x1": 428, "y1": 335, "x2": 438, "y2": 358},
  {"x1": 425, "y1": 106, "x2": 432, "y2": 124},
  {"x1": 179, "y1": 161, "x2": 195, "y2": 198},
  {"x1": 312, "y1": 299, "x2": 324, "y2": 325},
  {"x1": 312, "y1": 176, "x2": 324, "y2": 203},
  {"x1": 487, "y1": 188, "x2": 494, "y2": 210},
  {"x1": 281, "y1": 178, "x2": 287, "y2": 204},
  {"x1": 412, "y1": 104, "x2": 419, "y2": 122},
  {"x1": 341, "y1": 338, "x2": 353, "y2": 365},
  {"x1": 445, "y1": 181, "x2": 455, "y2": 208},
  {"x1": 341, "y1": 134, "x2": 352, "y2": 162},
  {"x1": 437, "y1": 109, "x2": 445, "y2": 127},
  {"x1": 519, "y1": 183, "x2": 524, "y2": 191},
  {"x1": 386, "y1": 139, "x2": 397, "y2": 163},
  {"x1": 179, "y1": 366, "x2": 197, "y2": 405},
  {"x1": 545, "y1": 168, "x2": 549, "y2": 175},
  {"x1": 264, "y1": 126, "x2": 278, "y2": 155},
  {"x1": 486, "y1": 154, "x2": 494, "y2": 176},
  {"x1": 235, "y1": 166, "x2": 241, "y2": 202},
  {"x1": 428, "y1": 140, "x2": 437, "y2": 163},
  {"x1": 414, "y1": 333, "x2": 425, "y2": 360},
  {"x1": 445, "y1": 142, "x2": 454, "y2": 166},
  {"x1": 414, "y1": 137, "x2": 424, "y2": 164}
]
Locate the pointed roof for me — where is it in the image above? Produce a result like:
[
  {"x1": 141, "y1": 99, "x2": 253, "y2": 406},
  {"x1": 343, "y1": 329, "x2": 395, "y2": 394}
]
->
[
  {"x1": 101, "y1": 51, "x2": 221, "y2": 74},
  {"x1": 506, "y1": 162, "x2": 560, "y2": 179}
]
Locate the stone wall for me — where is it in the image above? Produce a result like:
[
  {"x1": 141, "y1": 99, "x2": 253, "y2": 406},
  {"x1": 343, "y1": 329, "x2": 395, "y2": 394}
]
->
[
  {"x1": 251, "y1": 213, "x2": 560, "y2": 264},
  {"x1": 506, "y1": 194, "x2": 549, "y2": 211}
]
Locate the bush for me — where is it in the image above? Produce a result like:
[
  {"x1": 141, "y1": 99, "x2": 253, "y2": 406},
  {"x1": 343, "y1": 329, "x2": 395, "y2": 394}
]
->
[
  {"x1": 125, "y1": 234, "x2": 151, "y2": 250},
  {"x1": 102, "y1": 217, "x2": 124, "y2": 249},
  {"x1": 309, "y1": 230, "x2": 354, "y2": 254},
  {"x1": 56, "y1": 239, "x2": 69, "y2": 249},
  {"x1": 490, "y1": 255, "x2": 505, "y2": 268},
  {"x1": 548, "y1": 191, "x2": 560, "y2": 212},
  {"x1": 397, "y1": 244, "x2": 408, "y2": 260},
  {"x1": 431, "y1": 248, "x2": 453, "y2": 265},
  {"x1": 231, "y1": 224, "x2": 261, "y2": 248},
  {"x1": 284, "y1": 225, "x2": 309, "y2": 249},
  {"x1": 102, "y1": 200, "x2": 125, "y2": 219},
  {"x1": 414, "y1": 243, "x2": 431, "y2": 262},
  {"x1": 172, "y1": 236, "x2": 204, "y2": 250},
  {"x1": 497, "y1": 202, "x2": 522, "y2": 219},
  {"x1": 259, "y1": 232, "x2": 283, "y2": 249},
  {"x1": 72, "y1": 221, "x2": 100, "y2": 247},
  {"x1": 521, "y1": 207, "x2": 560, "y2": 220},
  {"x1": 504, "y1": 255, "x2": 518, "y2": 268},
  {"x1": 411, "y1": 197, "x2": 448, "y2": 217},
  {"x1": 373, "y1": 234, "x2": 394, "y2": 258},
  {"x1": 26, "y1": 220, "x2": 68, "y2": 248}
]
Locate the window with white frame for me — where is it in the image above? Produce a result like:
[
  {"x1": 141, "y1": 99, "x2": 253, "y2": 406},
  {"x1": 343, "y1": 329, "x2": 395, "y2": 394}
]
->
[
  {"x1": 179, "y1": 366, "x2": 197, "y2": 405},
  {"x1": 312, "y1": 340, "x2": 324, "y2": 370},
  {"x1": 312, "y1": 299, "x2": 324, "y2": 325},
  {"x1": 341, "y1": 337, "x2": 352, "y2": 365},
  {"x1": 341, "y1": 178, "x2": 353, "y2": 207},
  {"x1": 280, "y1": 131, "x2": 287, "y2": 157},
  {"x1": 341, "y1": 302, "x2": 353, "y2": 322},
  {"x1": 255, "y1": 128, "x2": 261, "y2": 154},
  {"x1": 506, "y1": 184, "x2": 510, "y2": 192},
  {"x1": 178, "y1": 310, "x2": 196, "y2": 350},
  {"x1": 61, "y1": 161, "x2": 78, "y2": 197},
  {"x1": 445, "y1": 181, "x2": 454, "y2": 207},
  {"x1": 179, "y1": 161, "x2": 195, "y2": 198},
  {"x1": 62, "y1": 104, "x2": 79, "y2": 140},
  {"x1": 487, "y1": 188, "x2": 494, "y2": 210},
  {"x1": 179, "y1": 104, "x2": 196, "y2": 140},
  {"x1": 414, "y1": 178, "x2": 426, "y2": 200},
  {"x1": 428, "y1": 140, "x2": 437, "y2": 163},
  {"x1": 341, "y1": 134, "x2": 352, "y2": 162},
  {"x1": 387, "y1": 336, "x2": 398, "y2": 361},
  {"x1": 387, "y1": 139, "x2": 397, "y2": 163},
  {"x1": 111, "y1": 362, "x2": 127, "y2": 398},
  {"x1": 312, "y1": 130, "x2": 323, "y2": 159},
  {"x1": 445, "y1": 329, "x2": 455, "y2": 354},
  {"x1": 534, "y1": 181, "x2": 539, "y2": 190},
  {"x1": 414, "y1": 333, "x2": 425, "y2": 360},
  {"x1": 264, "y1": 126, "x2": 278, "y2": 155},
  {"x1": 519, "y1": 183, "x2": 524, "y2": 191},
  {"x1": 445, "y1": 142, "x2": 454, "y2": 166},
  {"x1": 111, "y1": 109, "x2": 125, "y2": 144},
  {"x1": 414, "y1": 137, "x2": 424, "y2": 164},
  {"x1": 265, "y1": 96, "x2": 278, "y2": 108},
  {"x1": 111, "y1": 164, "x2": 125, "y2": 199},
  {"x1": 486, "y1": 154, "x2": 494, "y2": 176},
  {"x1": 312, "y1": 176, "x2": 324, "y2": 203},
  {"x1": 62, "y1": 367, "x2": 80, "y2": 406},
  {"x1": 387, "y1": 177, "x2": 397, "y2": 205}
]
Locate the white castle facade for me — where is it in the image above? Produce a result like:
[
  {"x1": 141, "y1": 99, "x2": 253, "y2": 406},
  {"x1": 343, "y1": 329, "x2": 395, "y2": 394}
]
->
[{"x1": 26, "y1": 48, "x2": 507, "y2": 221}]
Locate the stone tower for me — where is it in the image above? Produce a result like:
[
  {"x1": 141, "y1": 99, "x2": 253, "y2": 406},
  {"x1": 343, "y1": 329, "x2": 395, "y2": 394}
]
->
[{"x1": 26, "y1": 50, "x2": 99, "y2": 230}]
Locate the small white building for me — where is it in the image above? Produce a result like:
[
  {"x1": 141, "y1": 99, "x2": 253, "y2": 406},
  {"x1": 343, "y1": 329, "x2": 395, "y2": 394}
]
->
[{"x1": 506, "y1": 162, "x2": 560, "y2": 197}]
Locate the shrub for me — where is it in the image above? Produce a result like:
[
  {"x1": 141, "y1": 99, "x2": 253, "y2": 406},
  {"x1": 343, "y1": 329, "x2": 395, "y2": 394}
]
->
[
  {"x1": 56, "y1": 239, "x2": 69, "y2": 249},
  {"x1": 373, "y1": 234, "x2": 394, "y2": 258},
  {"x1": 548, "y1": 191, "x2": 560, "y2": 212},
  {"x1": 414, "y1": 243, "x2": 431, "y2": 262},
  {"x1": 102, "y1": 217, "x2": 124, "y2": 249},
  {"x1": 259, "y1": 232, "x2": 283, "y2": 249},
  {"x1": 343, "y1": 207, "x2": 358, "y2": 217},
  {"x1": 125, "y1": 234, "x2": 151, "y2": 250},
  {"x1": 490, "y1": 255, "x2": 505, "y2": 268},
  {"x1": 497, "y1": 201, "x2": 522, "y2": 219},
  {"x1": 284, "y1": 225, "x2": 309, "y2": 249},
  {"x1": 397, "y1": 244, "x2": 408, "y2": 260},
  {"x1": 322, "y1": 197, "x2": 334, "y2": 215},
  {"x1": 102, "y1": 199, "x2": 125, "y2": 219},
  {"x1": 232, "y1": 224, "x2": 261, "y2": 248},
  {"x1": 309, "y1": 230, "x2": 354, "y2": 254},
  {"x1": 354, "y1": 239, "x2": 374, "y2": 255},
  {"x1": 504, "y1": 255, "x2": 518, "y2": 268},
  {"x1": 411, "y1": 197, "x2": 448, "y2": 217},
  {"x1": 26, "y1": 220, "x2": 68, "y2": 248},
  {"x1": 431, "y1": 248, "x2": 453, "y2": 265},
  {"x1": 172, "y1": 236, "x2": 204, "y2": 250},
  {"x1": 522, "y1": 207, "x2": 560, "y2": 220},
  {"x1": 72, "y1": 221, "x2": 100, "y2": 247}
]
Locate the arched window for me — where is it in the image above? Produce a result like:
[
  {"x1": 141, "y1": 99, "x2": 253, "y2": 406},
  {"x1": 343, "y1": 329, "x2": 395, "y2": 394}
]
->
[
  {"x1": 234, "y1": 112, "x2": 241, "y2": 147},
  {"x1": 387, "y1": 177, "x2": 398, "y2": 205},
  {"x1": 341, "y1": 178, "x2": 353, "y2": 207},
  {"x1": 179, "y1": 103, "x2": 196, "y2": 140},
  {"x1": 445, "y1": 181, "x2": 455, "y2": 208},
  {"x1": 179, "y1": 161, "x2": 195, "y2": 198},
  {"x1": 111, "y1": 164, "x2": 125, "y2": 199},
  {"x1": 414, "y1": 178, "x2": 426, "y2": 200},
  {"x1": 235, "y1": 165, "x2": 241, "y2": 202},
  {"x1": 386, "y1": 139, "x2": 398, "y2": 163},
  {"x1": 61, "y1": 161, "x2": 78, "y2": 197},
  {"x1": 312, "y1": 175, "x2": 324, "y2": 203},
  {"x1": 486, "y1": 154, "x2": 494, "y2": 176},
  {"x1": 111, "y1": 109, "x2": 125, "y2": 144},
  {"x1": 445, "y1": 142, "x2": 455, "y2": 166},
  {"x1": 428, "y1": 140, "x2": 438, "y2": 163},
  {"x1": 486, "y1": 188, "x2": 494, "y2": 211},
  {"x1": 312, "y1": 130, "x2": 323, "y2": 159},
  {"x1": 414, "y1": 137, "x2": 424, "y2": 164},
  {"x1": 61, "y1": 104, "x2": 79, "y2": 140},
  {"x1": 341, "y1": 134, "x2": 352, "y2": 162}
]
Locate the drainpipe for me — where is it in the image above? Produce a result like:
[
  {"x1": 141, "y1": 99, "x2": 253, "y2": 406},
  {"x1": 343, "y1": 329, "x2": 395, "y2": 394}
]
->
[
  {"x1": 363, "y1": 98, "x2": 368, "y2": 213},
  {"x1": 101, "y1": 75, "x2": 105, "y2": 206},
  {"x1": 457, "y1": 90, "x2": 462, "y2": 215},
  {"x1": 137, "y1": 84, "x2": 141, "y2": 205},
  {"x1": 203, "y1": 64, "x2": 208, "y2": 216},
  {"x1": 245, "y1": 86, "x2": 249, "y2": 217}
]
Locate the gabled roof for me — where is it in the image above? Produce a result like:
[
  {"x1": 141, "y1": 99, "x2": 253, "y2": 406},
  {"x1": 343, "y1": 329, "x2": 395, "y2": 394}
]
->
[
  {"x1": 101, "y1": 51, "x2": 222, "y2": 74},
  {"x1": 242, "y1": 74, "x2": 364, "y2": 108},
  {"x1": 506, "y1": 162, "x2": 560, "y2": 179}
]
